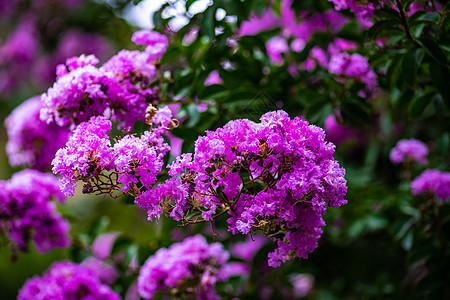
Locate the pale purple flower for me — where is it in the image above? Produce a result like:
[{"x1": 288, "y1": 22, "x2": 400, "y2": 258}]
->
[
  {"x1": 52, "y1": 116, "x2": 115, "y2": 196},
  {"x1": 138, "y1": 235, "x2": 230, "y2": 299},
  {"x1": 411, "y1": 169, "x2": 450, "y2": 202},
  {"x1": 266, "y1": 36, "x2": 289, "y2": 64},
  {"x1": 132, "y1": 30, "x2": 168, "y2": 61},
  {"x1": 5, "y1": 96, "x2": 69, "y2": 171},
  {"x1": 238, "y1": 8, "x2": 280, "y2": 36},
  {"x1": 0, "y1": 170, "x2": 70, "y2": 253},
  {"x1": 230, "y1": 235, "x2": 268, "y2": 262},
  {"x1": 18, "y1": 261, "x2": 120, "y2": 300},
  {"x1": 140, "y1": 110, "x2": 347, "y2": 267},
  {"x1": 81, "y1": 257, "x2": 119, "y2": 285},
  {"x1": 290, "y1": 273, "x2": 314, "y2": 298},
  {"x1": 390, "y1": 138, "x2": 428, "y2": 165},
  {"x1": 205, "y1": 70, "x2": 223, "y2": 85}
]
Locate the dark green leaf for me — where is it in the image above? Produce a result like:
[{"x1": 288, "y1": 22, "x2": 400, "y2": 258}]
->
[
  {"x1": 402, "y1": 47, "x2": 424, "y2": 88},
  {"x1": 416, "y1": 12, "x2": 440, "y2": 24},
  {"x1": 408, "y1": 91, "x2": 436, "y2": 118},
  {"x1": 418, "y1": 37, "x2": 448, "y2": 65},
  {"x1": 429, "y1": 61, "x2": 450, "y2": 101}
]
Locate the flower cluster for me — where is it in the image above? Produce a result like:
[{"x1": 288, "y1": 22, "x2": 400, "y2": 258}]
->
[
  {"x1": 0, "y1": 170, "x2": 70, "y2": 253},
  {"x1": 52, "y1": 111, "x2": 171, "y2": 197},
  {"x1": 328, "y1": 52, "x2": 377, "y2": 92},
  {"x1": 328, "y1": 0, "x2": 377, "y2": 27},
  {"x1": 52, "y1": 116, "x2": 115, "y2": 196},
  {"x1": 390, "y1": 138, "x2": 428, "y2": 165},
  {"x1": 5, "y1": 96, "x2": 69, "y2": 171},
  {"x1": 0, "y1": 20, "x2": 39, "y2": 94},
  {"x1": 40, "y1": 30, "x2": 167, "y2": 129},
  {"x1": 137, "y1": 110, "x2": 347, "y2": 267},
  {"x1": 411, "y1": 169, "x2": 450, "y2": 202},
  {"x1": 18, "y1": 261, "x2": 120, "y2": 300},
  {"x1": 138, "y1": 235, "x2": 230, "y2": 300}
]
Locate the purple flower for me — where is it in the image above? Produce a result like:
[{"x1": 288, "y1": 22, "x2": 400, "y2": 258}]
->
[
  {"x1": 328, "y1": 52, "x2": 377, "y2": 92},
  {"x1": 0, "y1": 20, "x2": 39, "y2": 93},
  {"x1": 140, "y1": 110, "x2": 347, "y2": 267},
  {"x1": 411, "y1": 169, "x2": 450, "y2": 202},
  {"x1": 138, "y1": 235, "x2": 230, "y2": 299},
  {"x1": 0, "y1": 170, "x2": 70, "y2": 253},
  {"x1": 238, "y1": 8, "x2": 281, "y2": 36},
  {"x1": 131, "y1": 30, "x2": 168, "y2": 61},
  {"x1": 290, "y1": 273, "x2": 314, "y2": 298},
  {"x1": 230, "y1": 235, "x2": 268, "y2": 262},
  {"x1": 5, "y1": 96, "x2": 69, "y2": 171},
  {"x1": 390, "y1": 138, "x2": 428, "y2": 165},
  {"x1": 205, "y1": 70, "x2": 223, "y2": 85},
  {"x1": 266, "y1": 36, "x2": 289, "y2": 64},
  {"x1": 18, "y1": 261, "x2": 120, "y2": 300},
  {"x1": 80, "y1": 257, "x2": 119, "y2": 285},
  {"x1": 40, "y1": 62, "x2": 109, "y2": 128},
  {"x1": 113, "y1": 134, "x2": 165, "y2": 193},
  {"x1": 52, "y1": 116, "x2": 115, "y2": 196},
  {"x1": 328, "y1": 0, "x2": 377, "y2": 27}
]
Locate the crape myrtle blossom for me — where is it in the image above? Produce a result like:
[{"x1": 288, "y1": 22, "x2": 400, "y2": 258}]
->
[
  {"x1": 389, "y1": 138, "x2": 428, "y2": 165},
  {"x1": 18, "y1": 261, "x2": 120, "y2": 300},
  {"x1": 40, "y1": 30, "x2": 167, "y2": 129},
  {"x1": 328, "y1": 0, "x2": 377, "y2": 27},
  {"x1": 137, "y1": 110, "x2": 347, "y2": 267},
  {"x1": 5, "y1": 96, "x2": 69, "y2": 171},
  {"x1": 0, "y1": 170, "x2": 70, "y2": 253},
  {"x1": 0, "y1": 20, "x2": 39, "y2": 94},
  {"x1": 328, "y1": 52, "x2": 378, "y2": 93},
  {"x1": 138, "y1": 235, "x2": 230, "y2": 300},
  {"x1": 52, "y1": 109, "x2": 171, "y2": 197},
  {"x1": 411, "y1": 169, "x2": 450, "y2": 202}
]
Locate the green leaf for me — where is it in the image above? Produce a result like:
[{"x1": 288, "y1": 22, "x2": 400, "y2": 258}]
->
[
  {"x1": 374, "y1": 7, "x2": 401, "y2": 20},
  {"x1": 368, "y1": 20, "x2": 402, "y2": 40},
  {"x1": 340, "y1": 98, "x2": 371, "y2": 126},
  {"x1": 199, "y1": 84, "x2": 228, "y2": 100},
  {"x1": 417, "y1": 37, "x2": 448, "y2": 65},
  {"x1": 416, "y1": 12, "x2": 441, "y2": 24},
  {"x1": 126, "y1": 244, "x2": 138, "y2": 265},
  {"x1": 201, "y1": 6, "x2": 216, "y2": 40},
  {"x1": 408, "y1": 91, "x2": 436, "y2": 118},
  {"x1": 429, "y1": 61, "x2": 450, "y2": 101},
  {"x1": 402, "y1": 47, "x2": 424, "y2": 88},
  {"x1": 185, "y1": 103, "x2": 200, "y2": 127}
]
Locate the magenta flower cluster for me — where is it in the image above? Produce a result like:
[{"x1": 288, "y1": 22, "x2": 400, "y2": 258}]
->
[
  {"x1": 52, "y1": 115, "x2": 115, "y2": 196},
  {"x1": 328, "y1": 0, "x2": 377, "y2": 27},
  {"x1": 390, "y1": 138, "x2": 429, "y2": 165},
  {"x1": 138, "y1": 235, "x2": 230, "y2": 300},
  {"x1": 40, "y1": 30, "x2": 167, "y2": 129},
  {"x1": 0, "y1": 170, "x2": 70, "y2": 253},
  {"x1": 411, "y1": 169, "x2": 450, "y2": 202},
  {"x1": 328, "y1": 52, "x2": 378, "y2": 92},
  {"x1": 52, "y1": 113, "x2": 171, "y2": 197},
  {"x1": 5, "y1": 96, "x2": 69, "y2": 171},
  {"x1": 18, "y1": 261, "x2": 120, "y2": 300},
  {"x1": 137, "y1": 110, "x2": 347, "y2": 267}
]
